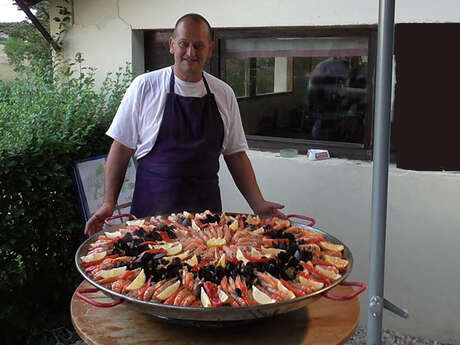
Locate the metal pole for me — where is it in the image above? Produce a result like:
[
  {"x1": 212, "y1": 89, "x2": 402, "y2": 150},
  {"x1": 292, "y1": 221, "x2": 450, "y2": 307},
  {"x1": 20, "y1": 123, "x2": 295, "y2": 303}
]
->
[{"x1": 367, "y1": 0, "x2": 395, "y2": 344}]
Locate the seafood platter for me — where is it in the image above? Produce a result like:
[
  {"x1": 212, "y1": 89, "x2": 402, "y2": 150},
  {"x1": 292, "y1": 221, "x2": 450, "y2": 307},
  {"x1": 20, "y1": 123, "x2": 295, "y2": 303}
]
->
[{"x1": 75, "y1": 211, "x2": 365, "y2": 323}]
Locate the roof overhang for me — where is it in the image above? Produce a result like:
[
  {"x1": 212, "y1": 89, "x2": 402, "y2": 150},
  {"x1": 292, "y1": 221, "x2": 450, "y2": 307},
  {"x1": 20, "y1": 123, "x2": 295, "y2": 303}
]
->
[{"x1": 14, "y1": 0, "x2": 60, "y2": 51}]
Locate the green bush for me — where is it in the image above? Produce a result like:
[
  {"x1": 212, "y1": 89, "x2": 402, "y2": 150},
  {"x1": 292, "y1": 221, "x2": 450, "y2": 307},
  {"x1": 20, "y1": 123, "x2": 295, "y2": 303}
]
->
[{"x1": 0, "y1": 56, "x2": 132, "y2": 344}]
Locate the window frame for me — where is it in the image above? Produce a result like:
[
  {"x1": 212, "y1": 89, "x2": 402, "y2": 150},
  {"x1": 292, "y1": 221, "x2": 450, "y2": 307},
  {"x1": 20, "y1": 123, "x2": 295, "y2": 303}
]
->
[{"x1": 212, "y1": 25, "x2": 377, "y2": 160}]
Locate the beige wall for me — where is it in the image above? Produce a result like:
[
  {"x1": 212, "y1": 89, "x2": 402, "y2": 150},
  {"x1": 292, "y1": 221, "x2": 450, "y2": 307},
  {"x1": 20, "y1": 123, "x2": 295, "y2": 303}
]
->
[
  {"x1": 50, "y1": 0, "x2": 460, "y2": 342},
  {"x1": 50, "y1": 0, "x2": 460, "y2": 86}
]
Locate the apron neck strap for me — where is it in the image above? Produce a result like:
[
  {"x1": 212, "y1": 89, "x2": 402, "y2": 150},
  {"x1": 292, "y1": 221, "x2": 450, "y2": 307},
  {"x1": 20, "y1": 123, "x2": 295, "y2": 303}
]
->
[{"x1": 170, "y1": 67, "x2": 211, "y2": 95}]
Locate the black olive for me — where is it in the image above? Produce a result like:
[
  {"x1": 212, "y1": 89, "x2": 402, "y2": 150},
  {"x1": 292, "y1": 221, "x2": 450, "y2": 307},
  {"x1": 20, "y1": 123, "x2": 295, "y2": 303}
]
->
[
  {"x1": 278, "y1": 252, "x2": 288, "y2": 263},
  {"x1": 278, "y1": 242, "x2": 287, "y2": 250},
  {"x1": 196, "y1": 284, "x2": 203, "y2": 298},
  {"x1": 183, "y1": 218, "x2": 192, "y2": 226},
  {"x1": 226, "y1": 262, "x2": 235, "y2": 272},
  {"x1": 226, "y1": 221, "x2": 233, "y2": 226},
  {"x1": 264, "y1": 225, "x2": 271, "y2": 230},
  {"x1": 158, "y1": 224, "x2": 169, "y2": 232},
  {"x1": 198, "y1": 268, "x2": 205, "y2": 280},
  {"x1": 216, "y1": 266, "x2": 225, "y2": 277},
  {"x1": 234, "y1": 288, "x2": 242, "y2": 297},
  {"x1": 133, "y1": 228, "x2": 146, "y2": 238},
  {"x1": 236, "y1": 261, "x2": 243, "y2": 272},
  {"x1": 284, "y1": 267, "x2": 296, "y2": 280},
  {"x1": 297, "y1": 239, "x2": 306, "y2": 245},
  {"x1": 301, "y1": 249, "x2": 313, "y2": 262},
  {"x1": 284, "y1": 233, "x2": 295, "y2": 241},
  {"x1": 172, "y1": 257, "x2": 181, "y2": 267},
  {"x1": 166, "y1": 229, "x2": 177, "y2": 239},
  {"x1": 122, "y1": 232, "x2": 133, "y2": 243}
]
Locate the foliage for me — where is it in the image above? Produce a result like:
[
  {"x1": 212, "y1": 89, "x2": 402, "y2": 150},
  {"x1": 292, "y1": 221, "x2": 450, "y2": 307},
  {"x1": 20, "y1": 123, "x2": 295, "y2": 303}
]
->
[
  {"x1": 1, "y1": 1, "x2": 54, "y2": 72},
  {"x1": 0, "y1": 52, "x2": 132, "y2": 344}
]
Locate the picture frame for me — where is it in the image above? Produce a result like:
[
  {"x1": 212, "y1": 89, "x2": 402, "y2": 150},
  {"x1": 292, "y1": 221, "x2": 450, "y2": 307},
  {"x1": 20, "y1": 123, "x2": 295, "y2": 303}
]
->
[{"x1": 73, "y1": 155, "x2": 137, "y2": 223}]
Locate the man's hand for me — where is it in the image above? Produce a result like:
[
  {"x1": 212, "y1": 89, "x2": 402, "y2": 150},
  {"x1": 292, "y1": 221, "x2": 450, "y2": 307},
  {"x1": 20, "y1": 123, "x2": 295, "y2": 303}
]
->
[
  {"x1": 251, "y1": 199, "x2": 286, "y2": 219},
  {"x1": 84, "y1": 203, "x2": 115, "y2": 236}
]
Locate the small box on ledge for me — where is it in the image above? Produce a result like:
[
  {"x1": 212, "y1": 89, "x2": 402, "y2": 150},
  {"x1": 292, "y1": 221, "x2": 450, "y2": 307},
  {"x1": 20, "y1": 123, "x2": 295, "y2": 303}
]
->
[{"x1": 307, "y1": 149, "x2": 330, "y2": 160}]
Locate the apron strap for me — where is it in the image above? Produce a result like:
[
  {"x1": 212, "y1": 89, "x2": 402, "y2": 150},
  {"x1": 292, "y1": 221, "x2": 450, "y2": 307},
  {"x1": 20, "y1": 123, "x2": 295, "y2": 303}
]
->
[
  {"x1": 169, "y1": 67, "x2": 210, "y2": 95},
  {"x1": 202, "y1": 74, "x2": 211, "y2": 94},
  {"x1": 170, "y1": 67, "x2": 175, "y2": 94}
]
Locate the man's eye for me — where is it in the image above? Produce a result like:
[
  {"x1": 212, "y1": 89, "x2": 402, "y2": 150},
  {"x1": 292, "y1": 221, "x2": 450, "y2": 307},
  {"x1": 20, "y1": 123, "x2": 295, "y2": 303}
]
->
[
  {"x1": 178, "y1": 41, "x2": 188, "y2": 48},
  {"x1": 193, "y1": 43, "x2": 204, "y2": 50}
]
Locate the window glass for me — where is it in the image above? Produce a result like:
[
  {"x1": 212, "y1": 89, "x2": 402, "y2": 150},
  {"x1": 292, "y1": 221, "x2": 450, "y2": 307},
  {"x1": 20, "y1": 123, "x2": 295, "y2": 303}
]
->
[{"x1": 221, "y1": 37, "x2": 369, "y2": 144}]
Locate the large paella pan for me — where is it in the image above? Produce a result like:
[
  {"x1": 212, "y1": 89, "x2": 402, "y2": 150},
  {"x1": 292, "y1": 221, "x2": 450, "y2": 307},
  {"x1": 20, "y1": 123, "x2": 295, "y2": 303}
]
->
[{"x1": 75, "y1": 211, "x2": 365, "y2": 323}]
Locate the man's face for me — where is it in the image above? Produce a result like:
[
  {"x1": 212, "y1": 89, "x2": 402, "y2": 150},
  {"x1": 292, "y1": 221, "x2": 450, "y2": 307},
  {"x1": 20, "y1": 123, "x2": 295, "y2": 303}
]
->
[{"x1": 169, "y1": 19, "x2": 214, "y2": 82}]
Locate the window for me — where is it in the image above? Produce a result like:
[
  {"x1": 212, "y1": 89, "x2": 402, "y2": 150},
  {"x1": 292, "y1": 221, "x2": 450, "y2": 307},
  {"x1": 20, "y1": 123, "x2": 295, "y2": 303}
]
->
[
  {"x1": 144, "y1": 27, "x2": 376, "y2": 159},
  {"x1": 217, "y1": 29, "x2": 376, "y2": 158}
]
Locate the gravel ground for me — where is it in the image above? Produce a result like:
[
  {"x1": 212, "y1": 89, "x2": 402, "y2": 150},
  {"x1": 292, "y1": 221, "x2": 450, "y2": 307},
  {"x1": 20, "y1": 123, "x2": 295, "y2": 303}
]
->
[
  {"x1": 69, "y1": 326, "x2": 453, "y2": 345},
  {"x1": 345, "y1": 327, "x2": 453, "y2": 345}
]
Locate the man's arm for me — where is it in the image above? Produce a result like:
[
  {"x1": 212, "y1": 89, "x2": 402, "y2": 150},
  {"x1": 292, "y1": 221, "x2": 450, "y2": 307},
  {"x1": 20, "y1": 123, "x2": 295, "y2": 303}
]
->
[
  {"x1": 84, "y1": 140, "x2": 135, "y2": 235},
  {"x1": 224, "y1": 151, "x2": 284, "y2": 217}
]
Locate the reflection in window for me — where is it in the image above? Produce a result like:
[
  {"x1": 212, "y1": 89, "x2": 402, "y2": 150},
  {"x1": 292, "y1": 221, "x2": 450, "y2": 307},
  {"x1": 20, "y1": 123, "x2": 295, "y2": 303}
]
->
[{"x1": 221, "y1": 37, "x2": 369, "y2": 144}]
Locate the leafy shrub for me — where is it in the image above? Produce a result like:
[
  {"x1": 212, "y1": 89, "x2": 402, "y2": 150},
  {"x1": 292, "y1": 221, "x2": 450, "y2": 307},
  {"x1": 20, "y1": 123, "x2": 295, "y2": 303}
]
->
[{"x1": 0, "y1": 55, "x2": 132, "y2": 344}]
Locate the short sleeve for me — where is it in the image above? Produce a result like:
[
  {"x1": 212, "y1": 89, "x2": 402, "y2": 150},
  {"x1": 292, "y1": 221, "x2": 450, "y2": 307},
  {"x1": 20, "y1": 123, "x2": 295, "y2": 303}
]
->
[
  {"x1": 106, "y1": 76, "x2": 145, "y2": 149},
  {"x1": 221, "y1": 88, "x2": 248, "y2": 156}
]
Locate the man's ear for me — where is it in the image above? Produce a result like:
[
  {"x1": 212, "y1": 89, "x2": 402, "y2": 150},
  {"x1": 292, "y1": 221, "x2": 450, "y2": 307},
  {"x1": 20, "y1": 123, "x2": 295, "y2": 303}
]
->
[
  {"x1": 169, "y1": 36, "x2": 175, "y2": 54},
  {"x1": 208, "y1": 41, "x2": 215, "y2": 59}
]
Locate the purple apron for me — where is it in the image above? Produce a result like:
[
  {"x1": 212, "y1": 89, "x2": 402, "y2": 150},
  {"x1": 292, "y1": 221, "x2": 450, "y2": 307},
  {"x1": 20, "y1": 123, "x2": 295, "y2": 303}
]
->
[{"x1": 130, "y1": 69, "x2": 224, "y2": 218}]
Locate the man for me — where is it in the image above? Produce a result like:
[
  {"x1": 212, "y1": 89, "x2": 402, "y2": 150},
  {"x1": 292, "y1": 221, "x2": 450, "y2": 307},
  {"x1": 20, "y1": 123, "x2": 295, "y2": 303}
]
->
[{"x1": 84, "y1": 13, "x2": 284, "y2": 236}]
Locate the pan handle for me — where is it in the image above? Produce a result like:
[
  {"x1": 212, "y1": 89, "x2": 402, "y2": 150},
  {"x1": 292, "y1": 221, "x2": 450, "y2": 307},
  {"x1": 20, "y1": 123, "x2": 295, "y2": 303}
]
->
[
  {"x1": 104, "y1": 214, "x2": 137, "y2": 226},
  {"x1": 286, "y1": 214, "x2": 316, "y2": 227},
  {"x1": 75, "y1": 287, "x2": 124, "y2": 308},
  {"x1": 323, "y1": 281, "x2": 367, "y2": 301}
]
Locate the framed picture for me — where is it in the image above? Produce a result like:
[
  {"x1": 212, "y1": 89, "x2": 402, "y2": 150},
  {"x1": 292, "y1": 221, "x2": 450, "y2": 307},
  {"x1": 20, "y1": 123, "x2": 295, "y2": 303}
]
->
[{"x1": 73, "y1": 155, "x2": 137, "y2": 223}]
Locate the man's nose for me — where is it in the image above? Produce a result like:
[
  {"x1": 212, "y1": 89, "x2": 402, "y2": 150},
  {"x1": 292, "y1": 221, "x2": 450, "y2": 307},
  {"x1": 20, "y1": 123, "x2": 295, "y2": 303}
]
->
[{"x1": 185, "y1": 44, "x2": 196, "y2": 56}]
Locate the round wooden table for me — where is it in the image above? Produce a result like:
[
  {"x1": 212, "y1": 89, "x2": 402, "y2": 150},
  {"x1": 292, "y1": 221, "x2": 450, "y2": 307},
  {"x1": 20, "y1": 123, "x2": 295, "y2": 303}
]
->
[{"x1": 71, "y1": 281, "x2": 360, "y2": 345}]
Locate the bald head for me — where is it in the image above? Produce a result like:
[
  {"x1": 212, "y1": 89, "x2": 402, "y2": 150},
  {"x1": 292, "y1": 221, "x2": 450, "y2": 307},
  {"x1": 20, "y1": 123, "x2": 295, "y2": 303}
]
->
[{"x1": 173, "y1": 13, "x2": 213, "y2": 42}]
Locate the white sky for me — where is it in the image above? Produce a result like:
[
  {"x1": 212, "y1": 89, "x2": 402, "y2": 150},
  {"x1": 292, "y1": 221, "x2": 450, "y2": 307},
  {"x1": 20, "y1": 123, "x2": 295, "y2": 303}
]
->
[{"x1": 0, "y1": 0, "x2": 27, "y2": 22}]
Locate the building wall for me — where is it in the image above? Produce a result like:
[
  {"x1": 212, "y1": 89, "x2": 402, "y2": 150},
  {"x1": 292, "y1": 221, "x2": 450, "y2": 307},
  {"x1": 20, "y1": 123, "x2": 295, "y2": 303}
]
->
[{"x1": 50, "y1": 0, "x2": 460, "y2": 342}]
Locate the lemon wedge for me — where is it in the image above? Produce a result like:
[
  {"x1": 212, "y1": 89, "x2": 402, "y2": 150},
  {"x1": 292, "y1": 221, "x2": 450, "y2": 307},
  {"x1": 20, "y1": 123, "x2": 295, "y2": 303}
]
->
[
  {"x1": 323, "y1": 255, "x2": 349, "y2": 269},
  {"x1": 125, "y1": 269, "x2": 146, "y2": 291},
  {"x1": 277, "y1": 281, "x2": 295, "y2": 299},
  {"x1": 261, "y1": 246, "x2": 285, "y2": 256},
  {"x1": 299, "y1": 275, "x2": 324, "y2": 290},
  {"x1": 185, "y1": 254, "x2": 198, "y2": 267},
  {"x1": 183, "y1": 211, "x2": 193, "y2": 218},
  {"x1": 236, "y1": 248, "x2": 249, "y2": 264},
  {"x1": 250, "y1": 247, "x2": 262, "y2": 258},
  {"x1": 81, "y1": 250, "x2": 106, "y2": 263},
  {"x1": 104, "y1": 231, "x2": 121, "y2": 239},
  {"x1": 97, "y1": 266, "x2": 127, "y2": 279},
  {"x1": 319, "y1": 241, "x2": 344, "y2": 252},
  {"x1": 253, "y1": 227, "x2": 265, "y2": 235},
  {"x1": 229, "y1": 219, "x2": 239, "y2": 231},
  {"x1": 126, "y1": 219, "x2": 145, "y2": 226},
  {"x1": 315, "y1": 265, "x2": 341, "y2": 280},
  {"x1": 207, "y1": 237, "x2": 227, "y2": 247},
  {"x1": 200, "y1": 288, "x2": 212, "y2": 307},
  {"x1": 164, "y1": 250, "x2": 190, "y2": 261},
  {"x1": 217, "y1": 254, "x2": 226, "y2": 268},
  {"x1": 166, "y1": 242, "x2": 182, "y2": 255},
  {"x1": 252, "y1": 285, "x2": 275, "y2": 304},
  {"x1": 191, "y1": 220, "x2": 201, "y2": 231},
  {"x1": 218, "y1": 288, "x2": 229, "y2": 303},
  {"x1": 156, "y1": 280, "x2": 180, "y2": 300}
]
